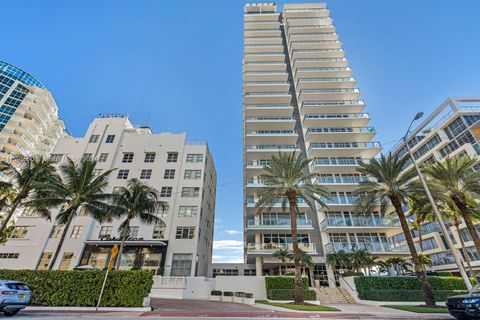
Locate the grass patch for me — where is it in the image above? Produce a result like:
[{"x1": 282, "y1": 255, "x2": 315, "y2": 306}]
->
[
  {"x1": 382, "y1": 305, "x2": 449, "y2": 313},
  {"x1": 256, "y1": 300, "x2": 339, "y2": 311}
]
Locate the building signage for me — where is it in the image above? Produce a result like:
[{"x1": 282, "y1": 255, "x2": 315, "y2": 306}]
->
[{"x1": 99, "y1": 235, "x2": 144, "y2": 241}]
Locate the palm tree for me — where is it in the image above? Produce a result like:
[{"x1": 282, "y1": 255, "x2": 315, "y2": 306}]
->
[
  {"x1": 0, "y1": 157, "x2": 56, "y2": 233},
  {"x1": 110, "y1": 179, "x2": 165, "y2": 270},
  {"x1": 407, "y1": 195, "x2": 434, "y2": 252},
  {"x1": 255, "y1": 152, "x2": 331, "y2": 303},
  {"x1": 326, "y1": 250, "x2": 352, "y2": 274},
  {"x1": 417, "y1": 254, "x2": 432, "y2": 272},
  {"x1": 273, "y1": 248, "x2": 290, "y2": 276},
  {"x1": 356, "y1": 153, "x2": 436, "y2": 306},
  {"x1": 385, "y1": 257, "x2": 411, "y2": 275},
  {"x1": 292, "y1": 248, "x2": 314, "y2": 278},
  {"x1": 349, "y1": 249, "x2": 370, "y2": 273},
  {"x1": 28, "y1": 157, "x2": 115, "y2": 270},
  {"x1": 424, "y1": 155, "x2": 480, "y2": 254},
  {"x1": 363, "y1": 255, "x2": 379, "y2": 276}
]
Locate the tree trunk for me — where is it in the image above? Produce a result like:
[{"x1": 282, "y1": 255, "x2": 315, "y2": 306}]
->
[
  {"x1": 48, "y1": 208, "x2": 76, "y2": 270},
  {"x1": 417, "y1": 216, "x2": 424, "y2": 252},
  {"x1": 453, "y1": 195, "x2": 480, "y2": 254},
  {"x1": 115, "y1": 219, "x2": 130, "y2": 270},
  {"x1": 288, "y1": 193, "x2": 304, "y2": 304},
  {"x1": 391, "y1": 196, "x2": 436, "y2": 306},
  {"x1": 0, "y1": 197, "x2": 21, "y2": 234},
  {"x1": 454, "y1": 219, "x2": 474, "y2": 277}
]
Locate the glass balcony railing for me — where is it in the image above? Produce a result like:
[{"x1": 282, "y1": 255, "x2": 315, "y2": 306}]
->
[
  {"x1": 247, "y1": 242, "x2": 316, "y2": 253},
  {"x1": 301, "y1": 100, "x2": 365, "y2": 108},
  {"x1": 296, "y1": 67, "x2": 351, "y2": 72},
  {"x1": 246, "y1": 116, "x2": 294, "y2": 121},
  {"x1": 246, "y1": 130, "x2": 296, "y2": 135},
  {"x1": 304, "y1": 112, "x2": 370, "y2": 120},
  {"x1": 291, "y1": 48, "x2": 343, "y2": 54},
  {"x1": 247, "y1": 219, "x2": 313, "y2": 229},
  {"x1": 311, "y1": 158, "x2": 369, "y2": 167},
  {"x1": 309, "y1": 142, "x2": 381, "y2": 150},
  {"x1": 246, "y1": 145, "x2": 299, "y2": 151},
  {"x1": 246, "y1": 197, "x2": 308, "y2": 206},
  {"x1": 306, "y1": 127, "x2": 375, "y2": 134},
  {"x1": 244, "y1": 92, "x2": 291, "y2": 96},
  {"x1": 246, "y1": 160, "x2": 271, "y2": 168},
  {"x1": 320, "y1": 217, "x2": 400, "y2": 230},
  {"x1": 315, "y1": 175, "x2": 372, "y2": 184},
  {"x1": 323, "y1": 196, "x2": 358, "y2": 205},
  {"x1": 324, "y1": 242, "x2": 409, "y2": 254}
]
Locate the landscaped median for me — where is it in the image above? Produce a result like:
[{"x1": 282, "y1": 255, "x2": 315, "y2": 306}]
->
[
  {"x1": 256, "y1": 300, "x2": 339, "y2": 311},
  {"x1": 0, "y1": 269, "x2": 153, "y2": 307},
  {"x1": 382, "y1": 305, "x2": 449, "y2": 313}
]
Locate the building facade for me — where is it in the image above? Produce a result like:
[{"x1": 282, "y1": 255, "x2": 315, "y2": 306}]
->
[
  {"x1": 243, "y1": 2, "x2": 405, "y2": 282},
  {"x1": 390, "y1": 97, "x2": 480, "y2": 274},
  {"x1": 0, "y1": 61, "x2": 67, "y2": 161},
  {"x1": 0, "y1": 115, "x2": 216, "y2": 277}
]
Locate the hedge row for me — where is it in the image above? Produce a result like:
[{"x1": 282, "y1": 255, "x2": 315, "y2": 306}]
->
[
  {"x1": 265, "y1": 276, "x2": 308, "y2": 290},
  {"x1": 267, "y1": 289, "x2": 317, "y2": 301},
  {"x1": 354, "y1": 276, "x2": 475, "y2": 302},
  {"x1": 0, "y1": 270, "x2": 153, "y2": 307},
  {"x1": 361, "y1": 289, "x2": 468, "y2": 302}
]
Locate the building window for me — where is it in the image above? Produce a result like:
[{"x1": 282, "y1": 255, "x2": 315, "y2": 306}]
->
[
  {"x1": 160, "y1": 187, "x2": 172, "y2": 197},
  {"x1": 171, "y1": 254, "x2": 193, "y2": 276},
  {"x1": 178, "y1": 206, "x2": 198, "y2": 217},
  {"x1": 144, "y1": 152, "x2": 156, "y2": 163},
  {"x1": 117, "y1": 169, "x2": 129, "y2": 179},
  {"x1": 0, "y1": 253, "x2": 19, "y2": 259},
  {"x1": 164, "y1": 169, "x2": 175, "y2": 179},
  {"x1": 153, "y1": 226, "x2": 166, "y2": 239},
  {"x1": 129, "y1": 226, "x2": 139, "y2": 237},
  {"x1": 89, "y1": 135, "x2": 99, "y2": 143},
  {"x1": 37, "y1": 252, "x2": 53, "y2": 270},
  {"x1": 49, "y1": 154, "x2": 63, "y2": 163},
  {"x1": 10, "y1": 226, "x2": 30, "y2": 239},
  {"x1": 105, "y1": 135, "x2": 115, "y2": 143},
  {"x1": 21, "y1": 209, "x2": 39, "y2": 218},
  {"x1": 50, "y1": 225, "x2": 64, "y2": 238},
  {"x1": 181, "y1": 187, "x2": 200, "y2": 198},
  {"x1": 213, "y1": 268, "x2": 239, "y2": 277},
  {"x1": 175, "y1": 226, "x2": 195, "y2": 239},
  {"x1": 98, "y1": 153, "x2": 108, "y2": 162},
  {"x1": 122, "y1": 153, "x2": 134, "y2": 163},
  {"x1": 244, "y1": 269, "x2": 256, "y2": 276},
  {"x1": 70, "y1": 226, "x2": 83, "y2": 239},
  {"x1": 99, "y1": 226, "x2": 113, "y2": 237},
  {"x1": 167, "y1": 152, "x2": 178, "y2": 163},
  {"x1": 94, "y1": 169, "x2": 103, "y2": 176},
  {"x1": 82, "y1": 153, "x2": 93, "y2": 160},
  {"x1": 157, "y1": 203, "x2": 169, "y2": 217},
  {"x1": 59, "y1": 252, "x2": 74, "y2": 270},
  {"x1": 140, "y1": 169, "x2": 152, "y2": 179},
  {"x1": 186, "y1": 154, "x2": 203, "y2": 163},
  {"x1": 184, "y1": 170, "x2": 201, "y2": 179}
]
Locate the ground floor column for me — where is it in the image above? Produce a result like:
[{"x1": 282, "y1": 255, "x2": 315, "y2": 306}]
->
[
  {"x1": 255, "y1": 256, "x2": 262, "y2": 276},
  {"x1": 326, "y1": 265, "x2": 336, "y2": 288}
]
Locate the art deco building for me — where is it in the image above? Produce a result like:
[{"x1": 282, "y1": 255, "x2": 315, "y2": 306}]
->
[
  {"x1": 0, "y1": 115, "x2": 216, "y2": 276},
  {"x1": 0, "y1": 61, "x2": 67, "y2": 162},
  {"x1": 390, "y1": 97, "x2": 480, "y2": 274},
  {"x1": 243, "y1": 2, "x2": 406, "y2": 281}
]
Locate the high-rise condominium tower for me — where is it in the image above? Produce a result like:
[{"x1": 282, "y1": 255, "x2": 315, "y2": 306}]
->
[
  {"x1": 0, "y1": 61, "x2": 67, "y2": 161},
  {"x1": 243, "y1": 2, "x2": 406, "y2": 282}
]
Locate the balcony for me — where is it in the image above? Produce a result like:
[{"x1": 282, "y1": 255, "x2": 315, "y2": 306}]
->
[
  {"x1": 243, "y1": 92, "x2": 292, "y2": 105},
  {"x1": 245, "y1": 160, "x2": 271, "y2": 171},
  {"x1": 244, "y1": 103, "x2": 294, "y2": 117},
  {"x1": 303, "y1": 112, "x2": 370, "y2": 127},
  {"x1": 324, "y1": 242, "x2": 409, "y2": 254},
  {"x1": 320, "y1": 216, "x2": 401, "y2": 232},
  {"x1": 245, "y1": 116, "x2": 296, "y2": 130},
  {"x1": 246, "y1": 197, "x2": 309, "y2": 208},
  {"x1": 295, "y1": 67, "x2": 352, "y2": 78},
  {"x1": 286, "y1": 24, "x2": 336, "y2": 35},
  {"x1": 243, "y1": 70, "x2": 289, "y2": 82},
  {"x1": 247, "y1": 243, "x2": 317, "y2": 254},
  {"x1": 305, "y1": 126, "x2": 376, "y2": 143},
  {"x1": 301, "y1": 100, "x2": 366, "y2": 114},
  {"x1": 308, "y1": 141, "x2": 381, "y2": 158},
  {"x1": 295, "y1": 75, "x2": 354, "y2": 89},
  {"x1": 245, "y1": 130, "x2": 298, "y2": 144},
  {"x1": 244, "y1": 44, "x2": 285, "y2": 54},
  {"x1": 289, "y1": 40, "x2": 342, "y2": 51},
  {"x1": 310, "y1": 157, "x2": 369, "y2": 174},
  {"x1": 244, "y1": 53, "x2": 286, "y2": 63},
  {"x1": 298, "y1": 88, "x2": 360, "y2": 101},
  {"x1": 247, "y1": 219, "x2": 314, "y2": 230}
]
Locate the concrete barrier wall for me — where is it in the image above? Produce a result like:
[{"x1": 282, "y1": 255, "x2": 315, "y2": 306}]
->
[{"x1": 214, "y1": 276, "x2": 267, "y2": 300}]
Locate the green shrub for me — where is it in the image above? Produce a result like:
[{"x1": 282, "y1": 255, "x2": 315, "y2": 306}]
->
[
  {"x1": 0, "y1": 270, "x2": 153, "y2": 307},
  {"x1": 436, "y1": 272, "x2": 453, "y2": 277},
  {"x1": 265, "y1": 277, "x2": 308, "y2": 290},
  {"x1": 245, "y1": 293, "x2": 254, "y2": 298},
  {"x1": 354, "y1": 276, "x2": 476, "y2": 302},
  {"x1": 342, "y1": 272, "x2": 364, "y2": 277},
  {"x1": 211, "y1": 290, "x2": 222, "y2": 296},
  {"x1": 267, "y1": 289, "x2": 316, "y2": 301},
  {"x1": 235, "y1": 292, "x2": 246, "y2": 297},
  {"x1": 223, "y1": 291, "x2": 234, "y2": 296}
]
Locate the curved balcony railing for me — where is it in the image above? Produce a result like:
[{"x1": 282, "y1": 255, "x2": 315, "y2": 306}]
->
[
  {"x1": 324, "y1": 242, "x2": 409, "y2": 254},
  {"x1": 247, "y1": 219, "x2": 313, "y2": 229},
  {"x1": 247, "y1": 242, "x2": 316, "y2": 253},
  {"x1": 320, "y1": 217, "x2": 400, "y2": 230}
]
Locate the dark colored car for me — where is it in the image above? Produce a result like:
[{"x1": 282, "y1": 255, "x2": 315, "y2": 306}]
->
[
  {"x1": 0, "y1": 280, "x2": 31, "y2": 317},
  {"x1": 447, "y1": 285, "x2": 480, "y2": 320}
]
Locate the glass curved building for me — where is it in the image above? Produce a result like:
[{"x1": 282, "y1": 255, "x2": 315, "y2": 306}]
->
[{"x1": 0, "y1": 61, "x2": 67, "y2": 159}]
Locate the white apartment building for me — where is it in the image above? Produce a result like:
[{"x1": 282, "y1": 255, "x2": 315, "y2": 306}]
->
[
  {"x1": 0, "y1": 61, "x2": 67, "y2": 162},
  {"x1": 390, "y1": 97, "x2": 480, "y2": 274},
  {"x1": 243, "y1": 2, "x2": 405, "y2": 283},
  {"x1": 0, "y1": 115, "x2": 216, "y2": 277}
]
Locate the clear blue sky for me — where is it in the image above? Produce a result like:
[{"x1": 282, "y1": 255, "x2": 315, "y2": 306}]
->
[{"x1": 3, "y1": 0, "x2": 480, "y2": 262}]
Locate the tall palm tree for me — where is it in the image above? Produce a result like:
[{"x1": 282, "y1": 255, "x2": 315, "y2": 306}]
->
[
  {"x1": 417, "y1": 254, "x2": 432, "y2": 272},
  {"x1": 349, "y1": 248, "x2": 370, "y2": 273},
  {"x1": 424, "y1": 155, "x2": 480, "y2": 254},
  {"x1": 0, "y1": 157, "x2": 56, "y2": 233},
  {"x1": 273, "y1": 248, "x2": 290, "y2": 276},
  {"x1": 356, "y1": 153, "x2": 436, "y2": 306},
  {"x1": 28, "y1": 157, "x2": 115, "y2": 270},
  {"x1": 363, "y1": 255, "x2": 379, "y2": 276},
  {"x1": 110, "y1": 179, "x2": 165, "y2": 270},
  {"x1": 385, "y1": 257, "x2": 411, "y2": 275},
  {"x1": 291, "y1": 248, "x2": 314, "y2": 278},
  {"x1": 255, "y1": 152, "x2": 331, "y2": 303},
  {"x1": 407, "y1": 195, "x2": 434, "y2": 252},
  {"x1": 326, "y1": 250, "x2": 352, "y2": 273}
]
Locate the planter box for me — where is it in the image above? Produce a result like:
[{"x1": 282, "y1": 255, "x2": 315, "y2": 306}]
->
[
  {"x1": 210, "y1": 295, "x2": 221, "y2": 301},
  {"x1": 243, "y1": 297, "x2": 255, "y2": 305},
  {"x1": 222, "y1": 296, "x2": 234, "y2": 302},
  {"x1": 234, "y1": 296, "x2": 243, "y2": 304}
]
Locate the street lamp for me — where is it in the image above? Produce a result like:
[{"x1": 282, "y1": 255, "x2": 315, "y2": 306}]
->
[{"x1": 403, "y1": 112, "x2": 472, "y2": 290}]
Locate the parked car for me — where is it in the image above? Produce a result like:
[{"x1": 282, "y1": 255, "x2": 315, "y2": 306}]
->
[
  {"x1": 447, "y1": 285, "x2": 480, "y2": 320},
  {"x1": 0, "y1": 280, "x2": 31, "y2": 316}
]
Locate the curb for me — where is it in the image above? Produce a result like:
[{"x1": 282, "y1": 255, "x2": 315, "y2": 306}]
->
[{"x1": 25, "y1": 306, "x2": 152, "y2": 312}]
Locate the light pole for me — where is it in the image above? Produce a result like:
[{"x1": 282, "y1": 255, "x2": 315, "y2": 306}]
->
[{"x1": 403, "y1": 112, "x2": 472, "y2": 290}]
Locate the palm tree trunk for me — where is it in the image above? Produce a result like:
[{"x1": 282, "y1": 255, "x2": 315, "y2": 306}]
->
[
  {"x1": 454, "y1": 220, "x2": 474, "y2": 277},
  {"x1": 115, "y1": 219, "x2": 130, "y2": 270},
  {"x1": 0, "y1": 197, "x2": 21, "y2": 234},
  {"x1": 453, "y1": 196, "x2": 480, "y2": 254},
  {"x1": 417, "y1": 217, "x2": 424, "y2": 252},
  {"x1": 391, "y1": 196, "x2": 436, "y2": 307},
  {"x1": 288, "y1": 194, "x2": 304, "y2": 304},
  {"x1": 48, "y1": 208, "x2": 76, "y2": 270}
]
